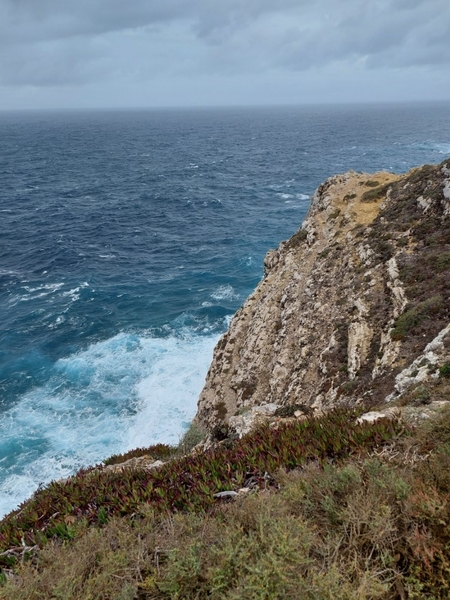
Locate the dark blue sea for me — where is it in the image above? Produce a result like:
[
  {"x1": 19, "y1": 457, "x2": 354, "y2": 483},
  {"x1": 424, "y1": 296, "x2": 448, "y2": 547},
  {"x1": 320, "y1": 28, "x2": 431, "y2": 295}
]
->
[{"x1": 1, "y1": 102, "x2": 449, "y2": 516}]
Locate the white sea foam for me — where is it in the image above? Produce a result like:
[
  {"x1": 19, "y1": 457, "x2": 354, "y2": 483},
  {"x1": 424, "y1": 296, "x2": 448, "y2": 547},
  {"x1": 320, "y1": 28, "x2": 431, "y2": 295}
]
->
[
  {"x1": 211, "y1": 284, "x2": 239, "y2": 301},
  {"x1": 23, "y1": 283, "x2": 64, "y2": 294},
  {"x1": 0, "y1": 330, "x2": 219, "y2": 518},
  {"x1": 48, "y1": 315, "x2": 66, "y2": 329},
  {"x1": 0, "y1": 269, "x2": 20, "y2": 275},
  {"x1": 296, "y1": 194, "x2": 310, "y2": 200},
  {"x1": 240, "y1": 256, "x2": 253, "y2": 267},
  {"x1": 127, "y1": 335, "x2": 217, "y2": 448},
  {"x1": 9, "y1": 282, "x2": 87, "y2": 307},
  {"x1": 62, "y1": 282, "x2": 89, "y2": 302}
]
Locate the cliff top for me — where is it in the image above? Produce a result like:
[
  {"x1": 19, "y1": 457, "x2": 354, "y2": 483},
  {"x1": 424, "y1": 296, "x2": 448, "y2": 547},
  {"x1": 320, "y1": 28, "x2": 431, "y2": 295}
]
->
[{"x1": 196, "y1": 159, "x2": 450, "y2": 433}]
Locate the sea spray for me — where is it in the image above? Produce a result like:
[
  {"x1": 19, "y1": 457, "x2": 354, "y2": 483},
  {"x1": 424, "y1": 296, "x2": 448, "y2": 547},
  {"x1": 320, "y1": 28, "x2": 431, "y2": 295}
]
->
[{"x1": 0, "y1": 330, "x2": 219, "y2": 517}]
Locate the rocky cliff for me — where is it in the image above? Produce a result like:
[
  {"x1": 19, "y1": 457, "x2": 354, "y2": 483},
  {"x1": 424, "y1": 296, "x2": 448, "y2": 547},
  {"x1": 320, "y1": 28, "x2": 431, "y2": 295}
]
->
[{"x1": 195, "y1": 160, "x2": 450, "y2": 433}]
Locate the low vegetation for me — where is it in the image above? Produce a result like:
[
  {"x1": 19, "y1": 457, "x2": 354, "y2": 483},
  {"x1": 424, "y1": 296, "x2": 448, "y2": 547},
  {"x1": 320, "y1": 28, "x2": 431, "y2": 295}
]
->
[
  {"x1": 390, "y1": 295, "x2": 443, "y2": 341},
  {"x1": 1, "y1": 406, "x2": 450, "y2": 599},
  {"x1": 361, "y1": 182, "x2": 391, "y2": 203},
  {"x1": 104, "y1": 444, "x2": 178, "y2": 467},
  {"x1": 0, "y1": 411, "x2": 399, "y2": 557},
  {"x1": 285, "y1": 227, "x2": 308, "y2": 249}
]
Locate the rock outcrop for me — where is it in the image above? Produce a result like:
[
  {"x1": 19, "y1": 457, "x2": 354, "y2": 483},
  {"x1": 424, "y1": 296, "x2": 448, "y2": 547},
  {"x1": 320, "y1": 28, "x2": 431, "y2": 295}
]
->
[{"x1": 195, "y1": 160, "x2": 450, "y2": 433}]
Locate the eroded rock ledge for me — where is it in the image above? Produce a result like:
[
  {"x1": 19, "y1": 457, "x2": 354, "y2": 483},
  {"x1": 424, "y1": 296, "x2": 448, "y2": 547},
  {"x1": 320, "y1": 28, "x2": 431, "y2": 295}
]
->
[{"x1": 195, "y1": 160, "x2": 450, "y2": 433}]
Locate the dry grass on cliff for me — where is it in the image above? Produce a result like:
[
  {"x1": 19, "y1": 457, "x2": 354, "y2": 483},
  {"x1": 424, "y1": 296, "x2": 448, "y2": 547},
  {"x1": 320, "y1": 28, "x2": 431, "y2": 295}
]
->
[{"x1": 1, "y1": 407, "x2": 450, "y2": 600}]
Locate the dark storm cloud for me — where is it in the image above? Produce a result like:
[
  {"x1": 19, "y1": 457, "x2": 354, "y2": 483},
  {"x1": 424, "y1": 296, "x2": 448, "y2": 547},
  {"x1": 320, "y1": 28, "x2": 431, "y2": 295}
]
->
[{"x1": 0, "y1": 0, "x2": 449, "y2": 88}]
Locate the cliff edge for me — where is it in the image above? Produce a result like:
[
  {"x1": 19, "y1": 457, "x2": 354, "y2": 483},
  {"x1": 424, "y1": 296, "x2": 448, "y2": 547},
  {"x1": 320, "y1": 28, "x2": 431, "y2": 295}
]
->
[{"x1": 196, "y1": 160, "x2": 450, "y2": 433}]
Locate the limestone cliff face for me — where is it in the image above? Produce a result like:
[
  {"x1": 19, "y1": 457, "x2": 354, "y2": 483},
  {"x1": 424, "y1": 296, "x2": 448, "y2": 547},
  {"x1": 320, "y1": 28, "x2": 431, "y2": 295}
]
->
[{"x1": 196, "y1": 160, "x2": 450, "y2": 432}]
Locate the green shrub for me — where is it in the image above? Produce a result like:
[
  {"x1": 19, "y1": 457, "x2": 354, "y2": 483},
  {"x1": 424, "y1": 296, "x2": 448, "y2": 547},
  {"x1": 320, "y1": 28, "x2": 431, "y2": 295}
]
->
[
  {"x1": 103, "y1": 443, "x2": 176, "y2": 466},
  {"x1": 435, "y1": 252, "x2": 450, "y2": 271},
  {"x1": 439, "y1": 362, "x2": 450, "y2": 378},
  {"x1": 319, "y1": 247, "x2": 331, "y2": 259},
  {"x1": 344, "y1": 193, "x2": 357, "y2": 201},
  {"x1": 391, "y1": 295, "x2": 443, "y2": 341},
  {"x1": 179, "y1": 422, "x2": 207, "y2": 453},
  {"x1": 361, "y1": 183, "x2": 391, "y2": 203},
  {"x1": 286, "y1": 228, "x2": 308, "y2": 249}
]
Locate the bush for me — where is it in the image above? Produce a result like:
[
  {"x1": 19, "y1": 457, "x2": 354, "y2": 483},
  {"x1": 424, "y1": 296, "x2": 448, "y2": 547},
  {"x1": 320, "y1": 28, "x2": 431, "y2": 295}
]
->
[
  {"x1": 179, "y1": 422, "x2": 207, "y2": 453},
  {"x1": 439, "y1": 363, "x2": 450, "y2": 378},
  {"x1": 286, "y1": 228, "x2": 307, "y2": 249},
  {"x1": 391, "y1": 295, "x2": 443, "y2": 341},
  {"x1": 361, "y1": 183, "x2": 391, "y2": 203},
  {"x1": 103, "y1": 443, "x2": 176, "y2": 466}
]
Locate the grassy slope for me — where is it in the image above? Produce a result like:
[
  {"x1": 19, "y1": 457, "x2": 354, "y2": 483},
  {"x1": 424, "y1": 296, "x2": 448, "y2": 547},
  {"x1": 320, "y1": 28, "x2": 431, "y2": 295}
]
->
[
  {"x1": 0, "y1": 411, "x2": 399, "y2": 552},
  {"x1": 1, "y1": 399, "x2": 450, "y2": 599}
]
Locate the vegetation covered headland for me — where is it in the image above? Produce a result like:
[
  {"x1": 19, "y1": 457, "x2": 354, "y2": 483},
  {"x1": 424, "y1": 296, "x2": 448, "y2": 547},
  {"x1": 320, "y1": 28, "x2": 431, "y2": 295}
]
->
[{"x1": 1, "y1": 158, "x2": 450, "y2": 599}]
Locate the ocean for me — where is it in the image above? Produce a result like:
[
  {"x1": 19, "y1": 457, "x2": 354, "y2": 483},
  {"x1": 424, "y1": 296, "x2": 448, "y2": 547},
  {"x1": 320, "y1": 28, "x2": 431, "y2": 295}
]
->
[{"x1": 1, "y1": 102, "x2": 449, "y2": 517}]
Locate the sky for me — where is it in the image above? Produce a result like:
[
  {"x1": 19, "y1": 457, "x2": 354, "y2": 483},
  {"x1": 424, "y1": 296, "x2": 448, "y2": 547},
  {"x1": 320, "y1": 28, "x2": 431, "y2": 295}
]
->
[{"x1": 0, "y1": 0, "x2": 449, "y2": 110}]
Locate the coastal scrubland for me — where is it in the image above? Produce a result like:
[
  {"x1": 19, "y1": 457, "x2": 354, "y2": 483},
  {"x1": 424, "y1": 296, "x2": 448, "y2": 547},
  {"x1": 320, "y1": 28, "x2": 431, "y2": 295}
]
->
[{"x1": 1, "y1": 394, "x2": 450, "y2": 599}]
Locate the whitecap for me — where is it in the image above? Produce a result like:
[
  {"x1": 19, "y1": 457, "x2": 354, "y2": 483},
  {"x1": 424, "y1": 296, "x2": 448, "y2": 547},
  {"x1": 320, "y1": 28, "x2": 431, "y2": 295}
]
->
[
  {"x1": 0, "y1": 269, "x2": 20, "y2": 276},
  {"x1": 0, "y1": 330, "x2": 219, "y2": 518},
  {"x1": 296, "y1": 194, "x2": 310, "y2": 200},
  {"x1": 48, "y1": 315, "x2": 66, "y2": 329},
  {"x1": 211, "y1": 284, "x2": 239, "y2": 301},
  {"x1": 23, "y1": 283, "x2": 64, "y2": 294},
  {"x1": 61, "y1": 282, "x2": 89, "y2": 302}
]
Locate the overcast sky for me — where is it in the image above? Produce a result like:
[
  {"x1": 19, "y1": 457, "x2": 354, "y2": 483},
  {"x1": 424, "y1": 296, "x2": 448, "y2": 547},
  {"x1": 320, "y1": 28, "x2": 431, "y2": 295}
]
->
[{"x1": 1, "y1": 0, "x2": 449, "y2": 110}]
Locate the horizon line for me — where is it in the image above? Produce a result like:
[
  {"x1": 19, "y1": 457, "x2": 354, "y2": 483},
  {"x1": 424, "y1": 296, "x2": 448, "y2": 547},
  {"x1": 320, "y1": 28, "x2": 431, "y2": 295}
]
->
[{"x1": 1, "y1": 98, "x2": 450, "y2": 113}]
